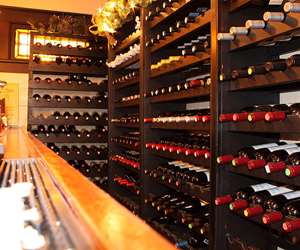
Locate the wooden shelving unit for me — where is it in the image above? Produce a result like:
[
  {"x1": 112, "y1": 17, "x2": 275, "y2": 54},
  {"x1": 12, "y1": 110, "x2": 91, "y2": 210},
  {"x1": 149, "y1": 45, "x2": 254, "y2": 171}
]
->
[
  {"x1": 108, "y1": 3, "x2": 214, "y2": 248},
  {"x1": 28, "y1": 33, "x2": 108, "y2": 187}
]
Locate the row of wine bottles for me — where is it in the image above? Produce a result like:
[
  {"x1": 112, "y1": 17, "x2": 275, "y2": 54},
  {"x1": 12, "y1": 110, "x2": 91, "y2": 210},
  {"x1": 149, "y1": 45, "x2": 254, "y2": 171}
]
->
[
  {"x1": 145, "y1": 0, "x2": 181, "y2": 21},
  {"x1": 111, "y1": 155, "x2": 140, "y2": 169},
  {"x1": 68, "y1": 160, "x2": 108, "y2": 187},
  {"x1": 32, "y1": 94, "x2": 107, "y2": 104},
  {"x1": 218, "y1": 3, "x2": 300, "y2": 42},
  {"x1": 111, "y1": 132, "x2": 140, "y2": 147},
  {"x1": 49, "y1": 143, "x2": 107, "y2": 156},
  {"x1": 146, "y1": 160, "x2": 210, "y2": 187},
  {"x1": 145, "y1": 192, "x2": 209, "y2": 237},
  {"x1": 216, "y1": 183, "x2": 300, "y2": 233},
  {"x1": 218, "y1": 141, "x2": 300, "y2": 176},
  {"x1": 35, "y1": 111, "x2": 108, "y2": 121},
  {"x1": 119, "y1": 94, "x2": 140, "y2": 103},
  {"x1": 111, "y1": 114, "x2": 139, "y2": 124},
  {"x1": 220, "y1": 55, "x2": 300, "y2": 81},
  {"x1": 33, "y1": 55, "x2": 104, "y2": 67},
  {"x1": 146, "y1": 133, "x2": 210, "y2": 158},
  {"x1": 147, "y1": 76, "x2": 210, "y2": 97},
  {"x1": 150, "y1": 218, "x2": 208, "y2": 249},
  {"x1": 113, "y1": 193, "x2": 139, "y2": 215},
  {"x1": 32, "y1": 126, "x2": 107, "y2": 138},
  {"x1": 112, "y1": 71, "x2": 138, "y2": 86},
  {"x1": 151, "y1": 56, "x2": 181, "y2": 70},
  {"x1": 147, "y1": 19, "x2": 210, "y2": 49},
  {"x1": 220, "y1": 103, "x2": 300, "y2": 123},
  {"x1": 144, "y1": 109, "x2": 211, "y2": 124},
  {"x1": 107, "y1": 44, "x2": 140, "y2": 68},
  {"x1": 33, "y1": 76, "x2": 107, "y2": 87},
  {"x1": 34, "y1": 42, "x2": 104, "y2": 51},
  {"x1": 113, "y1": 175, "x2": 140, "y2": 195}
]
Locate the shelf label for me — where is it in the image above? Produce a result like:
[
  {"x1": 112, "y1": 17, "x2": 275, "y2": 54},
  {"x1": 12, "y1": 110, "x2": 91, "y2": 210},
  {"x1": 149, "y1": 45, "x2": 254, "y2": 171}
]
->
[
  {"x1": 283, "y1": 191, "x2": 300, "y2": 200},
  {"x1": 267, "y1": 187, "x2": 293, "y2": 196},
  {"x1": 252, "y1": 143, "x2": 278, "y2": 150},
  {"x1": 251, "y1": 183, "x2": 276, "y2": 192}
]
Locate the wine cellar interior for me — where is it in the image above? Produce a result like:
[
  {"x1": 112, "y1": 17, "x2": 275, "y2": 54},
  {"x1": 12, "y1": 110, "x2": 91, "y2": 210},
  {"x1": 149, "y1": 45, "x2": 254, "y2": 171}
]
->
[{"x1": 1, "y1": 0, "x2": 300, "y2": 249}]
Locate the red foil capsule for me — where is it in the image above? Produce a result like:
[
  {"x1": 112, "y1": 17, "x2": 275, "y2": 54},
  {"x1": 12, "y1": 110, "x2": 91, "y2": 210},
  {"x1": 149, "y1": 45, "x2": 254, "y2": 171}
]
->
[
  {"x1": 189, "y1": 79, "x2": 203, "y2": 87},
  {"x1": 285, "y1": 166, "x2": 300, "y2": 177},
  {"x1": 194, "y1": 150, "x2": 209, "y2": 158},
  {"x1": 215, "y1": 195, "x2": 233, "y2": 206},
  {"x1": 155, "y1": 144, "x2": 164, "y2": 150},
  {"x1": 244, "y1": 205, "x2": 264, "y2": 217},
  {"x1": 248, "y1": 159, "x2": 266, "y2": 170},
  {"x1": 232, "y1": 157, "x2": 250, "y2": 167},
  {"x1": 202, "y1": 115, "x2": 211, "y2": 123},
  {"x1": 233, "y1": 112, "x2": 248, "y2": 122},
  {"x1": 265, "y1": 161, "x2": 286, "y2": 174},
  {"x1": 217, "y1": 155, "x2": 234, "y2": 164},
  {"x1": 229, "y1": 199, "x2": 248, "y2": 211},
  {"x1": 204, "y1": 152, "x2": 211, "y2": 159},
  {"x1": 176, "y1": 147, "x2": 186, "y2": 154},
  {"x1": 262, "y1": 211, "x2": 283, "y2": 224},
  {"x1": 219, "y1": 114, "x2": 234, "y2": 122},
  {"x1": 265, "y1": 111, "x2": 286, "y2": 122},
  {"x1": 185, "y1": 148, "x2": 195, "y2": 156},
  {"x1": 194, "y1": 115, "x2": 203, "y2": 122},
  {"x1": 282, "y1": 219, "x2": 300, "y2": 232},
  {"x1": 144, "y1": 118, "x2": 153, "y2": 123},
  {"x1": 168, "y1": 146, "x2": 180, "y2": 153},
  {"x1": 248, "y1": 112, "x2": 267, "y2": 122}
]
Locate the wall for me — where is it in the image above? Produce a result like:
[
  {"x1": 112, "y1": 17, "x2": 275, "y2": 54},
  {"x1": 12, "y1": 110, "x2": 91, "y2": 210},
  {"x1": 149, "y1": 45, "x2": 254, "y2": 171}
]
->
[
  {"x1": 0, "y1": 73, "x2": 28, "y2": 127},
  {"x1": 0, "y1": 0, "x2": 104, "y2": 15}
]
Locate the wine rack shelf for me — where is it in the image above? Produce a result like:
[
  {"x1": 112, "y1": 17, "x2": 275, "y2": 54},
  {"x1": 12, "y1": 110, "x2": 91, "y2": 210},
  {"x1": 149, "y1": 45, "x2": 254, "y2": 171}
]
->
[
  {"x1": 31, "y1": 44, "x2": 106, "y2": 58},
  {"x1": 113, "y1": 161, "x2": 140, "y2": 174},
  {"x1": 114, "y1": 31, "x2": 141, "y2": 53},
  {"x1": 114, "y1": 55, "x2": 139, "y2": 70},
  {"x1": 229, "y1": 165, "x2": 300, "y2": 188},
  {"x1": 230, "y1": 13, "x2": 300, "y2": 51},
  {"x1": 149, "y1": 87, "x2": 210, "y2": 103},
  {"x1": 114, "y1": 78, "x2": 139, "y2": 89},
  {"x1": 229, "y1": 66, "x2": 300, "y2": 91},
  {"x1": 149, "y1": 0, "x2": 193, "y2": 28},
  {"x1": 28, "y1": 33, "x2": 108, "y2": 165},
  {"x1": 113, "y1": 141, "x2": 139, "y2": 150},
  {"x1": 29, "y1": 98, "x2": 107, "y2": 109},
  {"x1": 230, "y1": 211, "x2": 300, "y2": 247},
  {"x1": 112, "y1": 122, "x2": 140, "y2": 129},
  {"x1": 150, "y1": 122, "x2": 210, "y2": 132},
  {"x1": 148, "y1": 149, "x2": 210, "y2": 167},
  {"x1": 29, "y1": 62, "x2": 106, "y2": 76},
  {"x1": 150, "y1": 10, "x2": 212, "y2": 53},
  {"x1": 33, "y1": 134, "x2": 108, "y2": 143},
  {"x1": 29, "y1": 116, "x2": 108, "y2": 126},
  {"x1": 59, "y1": 151, "x2": 108, "y2": 161},
  {"x1": 114, "y1": 100, "x2": 139, "y2": 108},
  {"x1": 29, "y1": 80, "x2": 107, "y2": 92},
  {"x1": 147, "y1": 173, "x2": 210, "y2": 203},
  {"x1": 150, "y1": 53, "x2": 210, "y2": 78},
  {"x1": 226, "y1": 115, "x2": 300, "y2": 134},
  {"x1": 228, "y1": 0, "x2": 251, "y2": 12}
]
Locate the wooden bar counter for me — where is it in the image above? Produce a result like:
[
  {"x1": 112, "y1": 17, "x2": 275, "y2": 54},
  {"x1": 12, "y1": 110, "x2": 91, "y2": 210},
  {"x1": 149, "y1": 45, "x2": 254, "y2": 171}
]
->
[{"x1": 0, "y1": 128, "x2": 177, "y2": 250}]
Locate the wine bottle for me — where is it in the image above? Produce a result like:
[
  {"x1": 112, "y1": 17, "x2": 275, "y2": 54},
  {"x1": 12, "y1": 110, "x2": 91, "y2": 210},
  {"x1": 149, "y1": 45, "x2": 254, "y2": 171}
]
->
[
  {"x1": 92, "y1": 112, "x2": 100, "y2": 121},
  {"x1": 63, "y1": 112, "x2": 71, "y2": 120},
  {"x1": 74, "y1": 96, "x2": 81, "y2": 103},
  {"x1": 55, "y1": 78, "x2": 62, "y2": 84},
  {"x1": 64, "y1": 96, "x2": 72, "y2": 103},
  {"x1": 54, "y1": 95, "x2": 61, "y2": 102},
  {"x1": 56, "y1": 56, "x2": 63, "y2": 65},
  {"x1": 53, "y1": 111, "x2": 61, "y2": 120},
  {"x1": 43, "y1": 94, "x2": 51, "y2": 102},
  {"x1": 33, "y1": 94, "x2": 41, "y2": 101},
  {"x1": 66, "y1": 57, "x2": 73, "y2": 66},
  {"x1": 73, "y1": 112, "x2": 81, "y2": 120},
  {"x1": 33, "y1": 55, "x2": 41, "y2": 63},
  {"x1": 37, "y1": 125, "x2": 46, "y2": 133},
  {"x1": 45, "y1": 77, "x2": 52, "y2": 84},
  {"x1": 34, "y1": 77, "x2": 41, "y2": 83},
  {"x1": 58, "y1": 125, "x2": 67, "y2": 134},
  {"x1": 81, "y1": 145, "x2": 91, "y2": 156},
  {"x1": 84, "y1": 96, "x2": 92, "y2": 103},
  {"x1": 71, "y1": 146, "x2": 81, "y2": 155},
  {"x1": 264, "y1": 59, "x2": 287, "y2": 72},
  {"x1": 48, "y1": 125, "x2": 56, "y2": 133},
  {"x1": 61, "y1": 146, "x2": 71, "y2": 155},
  {"x1": 83, "y1": 113, "x2": 91, "y2": 121}
]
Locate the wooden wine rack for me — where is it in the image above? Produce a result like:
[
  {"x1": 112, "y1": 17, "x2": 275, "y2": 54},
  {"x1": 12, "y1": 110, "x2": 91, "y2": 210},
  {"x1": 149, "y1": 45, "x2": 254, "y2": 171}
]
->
[{"x1": 27, "y1": 33, "x2": 108, "y2": 174}]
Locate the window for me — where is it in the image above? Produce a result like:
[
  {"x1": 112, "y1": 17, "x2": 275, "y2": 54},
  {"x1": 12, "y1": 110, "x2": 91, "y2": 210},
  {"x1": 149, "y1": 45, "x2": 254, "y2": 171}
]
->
[{"x1": 14, "y1": 29, "x2": 31, "y2": 60}]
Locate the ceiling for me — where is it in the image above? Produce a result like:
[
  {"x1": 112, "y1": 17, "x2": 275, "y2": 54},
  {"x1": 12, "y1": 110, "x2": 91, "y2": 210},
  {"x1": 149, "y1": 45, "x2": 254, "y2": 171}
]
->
[{"x1": 0, "y1": 0, "x2": 106, "y2": 14}]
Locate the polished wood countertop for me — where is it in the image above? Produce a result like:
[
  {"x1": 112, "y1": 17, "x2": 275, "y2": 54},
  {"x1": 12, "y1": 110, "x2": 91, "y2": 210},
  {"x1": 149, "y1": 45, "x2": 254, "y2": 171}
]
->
[{"x1": 0, "y1": 128, "x2": 177, "y2": 250}]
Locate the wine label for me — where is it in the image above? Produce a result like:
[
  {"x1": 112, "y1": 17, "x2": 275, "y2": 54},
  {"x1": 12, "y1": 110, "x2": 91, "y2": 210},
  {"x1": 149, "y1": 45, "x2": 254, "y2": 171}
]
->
[
  {"x1": 269, "y1": 0, "x2": 284, "y2": 5},
  {"x1": 285, "y1": 147, "x2": 300, "y2": 155},
  {"x1": 252, "y1": 143, "x2": 278, "y2": 150},
  {"x1": 269, "y1": 144, "x2": 298, "y2": 152},
  {"x1": 251, "y1": 183, "x2": 276, "y2": 192},
  {"x1": 267, "y1": 187, "x2": 293, "y2": 196},
  {"x1": 283, "y1": 191, "x2": 300, "y2": 200}
]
